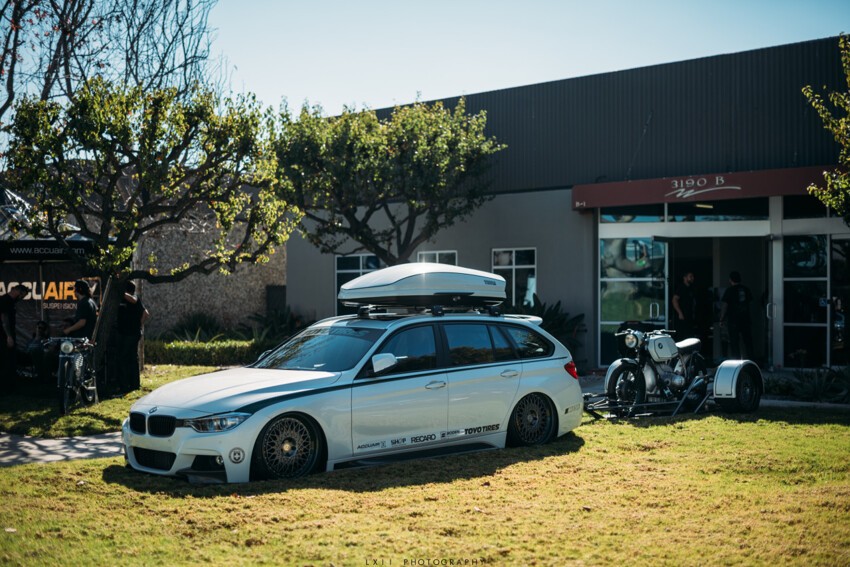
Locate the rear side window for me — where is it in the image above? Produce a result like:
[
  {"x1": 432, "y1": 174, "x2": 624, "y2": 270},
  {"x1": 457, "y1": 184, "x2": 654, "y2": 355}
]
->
[
  {"x1": 375, "y1": 325, "x2": 437, "y2": 374},
  {"x1": 504, "y1": 325, "x2": 553, "y2": 359},
  {"x1": 444, "y1": 324, "x2": 499, "y2": 366}
]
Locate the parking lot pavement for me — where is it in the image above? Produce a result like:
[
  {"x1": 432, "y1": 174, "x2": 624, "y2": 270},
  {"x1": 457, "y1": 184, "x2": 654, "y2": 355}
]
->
[{"x1": 0, "y1": 431, "x2": 123, "y2": 467}]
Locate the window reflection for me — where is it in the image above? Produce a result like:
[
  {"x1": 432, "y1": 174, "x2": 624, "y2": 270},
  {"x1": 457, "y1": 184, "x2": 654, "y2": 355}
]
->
[
  {"x1": 784, "y1": 235, "x2": 827, "y2": 278},
  {"x1": 667, "y1": 198, "x2": 768, "y2": 222}
]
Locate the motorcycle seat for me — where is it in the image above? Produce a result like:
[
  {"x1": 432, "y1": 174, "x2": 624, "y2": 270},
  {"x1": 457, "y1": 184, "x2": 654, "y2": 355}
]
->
[{"x1": 675, "y1": 337, "x2": 701, "y2": 355}]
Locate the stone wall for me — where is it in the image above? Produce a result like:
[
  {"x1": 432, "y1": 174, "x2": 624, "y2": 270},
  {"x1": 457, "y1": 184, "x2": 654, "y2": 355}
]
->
[{"x1": 135, "y1": 225, "x2": 286, "y2": 337}]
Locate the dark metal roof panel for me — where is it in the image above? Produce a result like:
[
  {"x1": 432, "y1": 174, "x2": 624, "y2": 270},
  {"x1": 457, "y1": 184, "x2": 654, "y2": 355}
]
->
[{"x1": 432, "y1": 36, "x2": 843, "y2": 193}]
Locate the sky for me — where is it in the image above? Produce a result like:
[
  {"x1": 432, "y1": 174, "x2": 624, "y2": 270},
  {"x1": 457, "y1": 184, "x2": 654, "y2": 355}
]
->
[{"x1": 208, "y1": 0, "x2": 850, "y2": 116}]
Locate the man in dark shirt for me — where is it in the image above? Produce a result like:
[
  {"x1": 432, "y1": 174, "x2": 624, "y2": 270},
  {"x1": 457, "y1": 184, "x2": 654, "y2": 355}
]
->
[
  {"x1": 720, "y1": 271, "x2": 754, "y2": 359},
  {"x1": 672, "y1": 271, "x2": 697, "y2": 338},
  {"x1": 63, "y1": 280, "x2": 98, "y2": 340},
  {"x1": 1, "y1": 284, "x2": 30, "y2": 384},
  {"x1": 116, "y1": 280, "x2": 149, "y2": 392}
]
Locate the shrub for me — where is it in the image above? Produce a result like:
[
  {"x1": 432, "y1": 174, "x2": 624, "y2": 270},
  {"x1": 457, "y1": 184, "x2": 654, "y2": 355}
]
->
[
  {"x1": 145, "y1": 339, "x2": 277, "y2": 366},
  {"x1": 791, "y1": 366, "x2": 850, "y2": 403},
  {"x1": 164, "y1": 312, "x2": 224, "y2": 342},
  {"x1": 506, "y1": 293, "x2": 585, "y2": 353}
]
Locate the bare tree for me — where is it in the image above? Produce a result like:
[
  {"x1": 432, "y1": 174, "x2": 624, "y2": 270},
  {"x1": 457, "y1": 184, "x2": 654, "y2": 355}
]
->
[{"x1": 1, "y1": 0, "x2": 218, "y2": 130}]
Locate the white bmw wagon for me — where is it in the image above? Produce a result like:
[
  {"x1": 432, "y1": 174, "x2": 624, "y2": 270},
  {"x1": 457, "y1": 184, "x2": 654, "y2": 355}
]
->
[{"x1": 122, "y1": 264, "x2": 584, "y2": 483}]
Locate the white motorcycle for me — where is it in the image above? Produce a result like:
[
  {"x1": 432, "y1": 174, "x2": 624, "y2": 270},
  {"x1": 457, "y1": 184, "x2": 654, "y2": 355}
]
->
[{"x1": 586, "y1": 328, "x2": 762, "y2": 418}]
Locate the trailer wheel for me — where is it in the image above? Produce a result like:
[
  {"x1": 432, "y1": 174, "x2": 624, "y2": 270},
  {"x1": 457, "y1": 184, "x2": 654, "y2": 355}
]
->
[{"x1": 716, "y1": 367, "x2": 761, "y2": 413}]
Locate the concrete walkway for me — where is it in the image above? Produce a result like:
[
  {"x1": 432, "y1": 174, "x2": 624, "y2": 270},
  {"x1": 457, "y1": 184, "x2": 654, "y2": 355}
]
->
[{"x1": 0, "y1": 431, "x2": 123, "y2": 467}]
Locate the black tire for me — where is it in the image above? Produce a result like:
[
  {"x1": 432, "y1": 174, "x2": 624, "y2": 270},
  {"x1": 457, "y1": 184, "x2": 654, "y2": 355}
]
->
[
  {"x1": 606, "y1": 364, "x2": 646, "y2": 417},
  {"x1": 58, "y1": 362, "x2": 75, "y2": 415},
  {"x1": 507, "y1": 393, "x2": 557, "y2": 446},
  {"x1": 717, "y1": 367, "x2": 761, "y2": 413},
  {"x1": 252, "y1": 414, "x2": 323, "y2": 480}
]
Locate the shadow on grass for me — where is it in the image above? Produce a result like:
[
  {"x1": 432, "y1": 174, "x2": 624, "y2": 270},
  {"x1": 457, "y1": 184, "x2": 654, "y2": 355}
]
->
[
  {"x1": 593, "y1": 405, "x2": 850, "y2": 428},
  {"x1": 100, "y1": 431, "x2": 586, "y2": 497}
]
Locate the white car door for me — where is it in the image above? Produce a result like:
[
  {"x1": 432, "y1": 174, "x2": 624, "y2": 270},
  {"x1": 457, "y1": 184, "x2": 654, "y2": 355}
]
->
[
  {"x1": 351, "y1": 324, "x2": 448, "y2": 455},
  {"x1": 443, "y1": 323, "x2": 521, "y2": 438}
]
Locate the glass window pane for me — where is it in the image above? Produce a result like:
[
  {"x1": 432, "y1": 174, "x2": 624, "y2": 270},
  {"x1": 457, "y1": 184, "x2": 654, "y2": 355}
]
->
[
  {"x1": 668, "y1": 198, "x2": 768, "y2": 222},
  {"x1": 515, "y1": 268, "x2": 536, "y2": 307},
  {"x1": 784, "y1": 326, "x2": 827, "y2": 367},
  {"x1": 515, "y1": 249, "x2": 536, "y2": 266},
  {"x1": 438, "y1": 252, "x2": 457, "y2": 265},
  {"x1": 494, "y1": 268, "x2": 514, "y2": 306},
  {"x1": 600, "y1": 238, "x2": 664, "y2": 279},
  {"x1": 784, "y1": 281, "x2": 828, "y2": 324},
  {"x1": 363, "y1": 255, "x2": 380, "y2": 270},
  {"x1": 504, "y1": 326, "x2": 553, "y2": 359},
  {"x1": 600, "y1": 280, "x2": 666, "y2": 322},
  {"x1": 493, "y1": 250, "x2": 513, "y2": 266},
  {"x1": 418, "y1": 252, "x2": 437, "y2": 263},
  {"x1": 376, "y1": 326, "x2": 437, "y2": 374},
  {"x1": 600, "y1": 204, "x2": 664, "y2": 223},
  {"x1": 444, "y1": 324, "x2": 494, "y2": 366},
  {"x1": 336, "y1": 256, "x2": 360, "y2": 270},
  {"x1": 490, "y1": 326, "x2": 516, "y2": 361},
  {"x1": 784, "y1": 195, "x2": 828, "y2": 219},
  {"x1": 784, "y1": 235, "x2": 827, "y2": 278}
]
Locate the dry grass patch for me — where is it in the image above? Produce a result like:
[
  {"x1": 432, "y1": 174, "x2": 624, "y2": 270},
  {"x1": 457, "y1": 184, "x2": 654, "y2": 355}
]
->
[{"x1": 1, "y1": 408, "x2": 849, "y2": 565}]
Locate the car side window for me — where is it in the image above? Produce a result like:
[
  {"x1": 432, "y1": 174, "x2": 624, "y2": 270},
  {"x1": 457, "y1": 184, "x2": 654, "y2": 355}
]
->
[
  {"x1": 504, "y1": 325, "x2": 553, "y2": 359},
  {"x1": 374, "y1": 325, "x2": 437, "y2": 374},
  {"x1": 490, "y1": 326, "x2": 516, "y2": 361},
  {"x1": 444, "y1": 324, "x2": 495, "y2": 366}
]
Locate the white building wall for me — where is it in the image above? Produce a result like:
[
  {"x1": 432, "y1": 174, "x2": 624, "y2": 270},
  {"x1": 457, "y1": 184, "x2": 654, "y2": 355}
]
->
[{"x1": 286, "y1": 189, "x2": 597, "y2": 368}]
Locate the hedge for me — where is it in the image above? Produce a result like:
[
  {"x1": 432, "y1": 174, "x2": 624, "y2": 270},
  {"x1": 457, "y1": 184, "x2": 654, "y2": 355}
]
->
[{"x1": 145, "y1": 339, "x2": 278, "y2": 366}]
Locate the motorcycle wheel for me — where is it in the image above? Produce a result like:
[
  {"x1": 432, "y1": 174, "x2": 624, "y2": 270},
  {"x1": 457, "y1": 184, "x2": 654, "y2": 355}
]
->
[
  {"x1": 606, "y1": 365, "x2": 646, "y2": 417},
  {"x1": 716, "y1": 367, "x2": 761, "y2": 413},
  {"x1": 58, "y1": 362, "x2": 75, "y2": 416}
]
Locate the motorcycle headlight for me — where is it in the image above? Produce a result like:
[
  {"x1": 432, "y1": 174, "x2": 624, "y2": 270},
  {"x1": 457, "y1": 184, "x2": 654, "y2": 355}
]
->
[
  {"x1": 182, "y1": 412, "x2": 250, "y2": 433},
  {"x1": 60, "y1": 341, "x2": 75, "y2": 354},
  {"x1": 623, "y1": 333, "x2": 639, "y2": 349}
]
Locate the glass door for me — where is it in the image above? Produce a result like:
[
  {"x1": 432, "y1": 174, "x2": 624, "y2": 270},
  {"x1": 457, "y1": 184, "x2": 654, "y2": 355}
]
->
[
  {"x1": 830, "y1": 237, "x2": 850, "y2": 366},
  {"x1": 599, "y1": 237, "x2": 668, "y2": 365},
  {"x1": 782, "y1": 235, "x2": 829, "y2": 367}
]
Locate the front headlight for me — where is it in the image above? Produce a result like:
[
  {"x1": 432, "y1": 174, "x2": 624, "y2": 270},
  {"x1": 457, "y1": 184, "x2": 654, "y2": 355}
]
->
[
  {"x1": 60, "y1": 341, "x2": 75, "y2": 354},
  {"x1": 623, "y1": 333, "x2": 639, "y2": 349},
  {"x1": 183, "y1": 412, "x2": 251, "y2": 433}
]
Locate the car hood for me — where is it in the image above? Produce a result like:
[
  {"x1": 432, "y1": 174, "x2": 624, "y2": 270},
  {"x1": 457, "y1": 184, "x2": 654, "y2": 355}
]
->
[{"x1": 131, "y1": 367, "x2": 342, "y2": 416}]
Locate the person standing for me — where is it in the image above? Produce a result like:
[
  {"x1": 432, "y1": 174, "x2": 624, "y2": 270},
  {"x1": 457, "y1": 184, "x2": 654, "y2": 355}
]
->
[
  {"x1": 672, "y1": 271, "x2": 697, "y2": 338},
  {"x1": 0, "y1": 284, "x2": 30, "y2": 384},
  {"x1": 116, "y1": 281, "x2": 149, "y2": 392},
  {"x1": 63, "y1": 280, "x2": 98, "y2": 340},
  {"x1": 720, "y1": 271, "x2": 754, "y2": 359}
]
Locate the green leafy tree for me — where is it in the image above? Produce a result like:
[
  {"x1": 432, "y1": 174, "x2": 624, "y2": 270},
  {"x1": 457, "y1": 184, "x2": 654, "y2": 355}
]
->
[
  {"x1": 803, "y1": 34, "x2": 850, "y2": 224},
  {"x1": 275, "y1": 98, "x2": 505, "y2": 265},
  {"x1": 7, "y1": 78, "x2": 300, "y2": 373}
]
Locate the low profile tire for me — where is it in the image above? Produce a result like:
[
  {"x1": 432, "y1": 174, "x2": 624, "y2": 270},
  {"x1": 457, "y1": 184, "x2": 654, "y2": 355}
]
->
[
  {"x1": 252, "y1": 414, "x2": 323, "y2": 480},
  {"x1": 717, "y1": 367, "x2": 762, "y2": 413},
  {"x1": 507, "y1": 393, "x2": 557, "y2": 446},
  {"x1": 606, "y1": 365, "x2": 646, "y2": 417}
]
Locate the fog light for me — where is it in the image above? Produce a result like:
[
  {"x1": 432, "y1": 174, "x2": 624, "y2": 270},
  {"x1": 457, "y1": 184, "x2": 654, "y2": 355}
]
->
[{"x1": 215, "y1": 456, "x2": 224, "y2": 466}]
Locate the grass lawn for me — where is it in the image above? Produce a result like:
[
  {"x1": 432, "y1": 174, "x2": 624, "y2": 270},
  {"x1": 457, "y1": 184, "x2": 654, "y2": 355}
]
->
[{"x1": 1, "y1": 366, "x2": 849, "y2": 565}]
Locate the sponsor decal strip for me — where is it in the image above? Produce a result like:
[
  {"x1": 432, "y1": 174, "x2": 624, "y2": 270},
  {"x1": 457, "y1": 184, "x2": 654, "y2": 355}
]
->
[{"x1": 354, "y1": 424, "x2": 501, "y2": 453}]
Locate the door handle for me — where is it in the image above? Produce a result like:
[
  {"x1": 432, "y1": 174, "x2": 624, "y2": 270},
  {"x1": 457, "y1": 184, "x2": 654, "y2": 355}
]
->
[
  {"x1": 766, "y1": 302, "x2": 775, "y2": 320},
  {"x1": 425, "y1": 381, "x2": 446, "y2": 390},
  {"x1": 500, "y1": 370, "x2": 519, "y2": 378}
]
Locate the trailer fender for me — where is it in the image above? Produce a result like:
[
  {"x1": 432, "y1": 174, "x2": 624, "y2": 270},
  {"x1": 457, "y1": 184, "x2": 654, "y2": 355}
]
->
[{"x1": 713, "y1": 360, "x2": 763, "y2": 399}]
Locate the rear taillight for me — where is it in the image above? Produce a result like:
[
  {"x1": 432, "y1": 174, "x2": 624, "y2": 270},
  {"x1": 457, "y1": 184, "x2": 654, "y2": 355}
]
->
[{"x1": 564, "y1": 360, "x2": 578, "y2": 379}]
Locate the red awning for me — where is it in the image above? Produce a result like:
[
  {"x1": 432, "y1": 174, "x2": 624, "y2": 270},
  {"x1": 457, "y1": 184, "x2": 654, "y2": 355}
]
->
[{"x1": 572, "y1": 166, "x2": 830, "y2": 210}]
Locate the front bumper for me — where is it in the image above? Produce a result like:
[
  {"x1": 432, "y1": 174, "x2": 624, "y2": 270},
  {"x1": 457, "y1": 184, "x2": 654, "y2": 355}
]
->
[{"x1": 122, "y1": 417, "x2": 255, "y2": 483}]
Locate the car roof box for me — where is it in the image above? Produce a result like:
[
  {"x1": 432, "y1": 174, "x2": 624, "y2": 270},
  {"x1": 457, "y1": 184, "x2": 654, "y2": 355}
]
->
[{"x1": 338, "y1": 263, "x2": 506, "y2": 307}]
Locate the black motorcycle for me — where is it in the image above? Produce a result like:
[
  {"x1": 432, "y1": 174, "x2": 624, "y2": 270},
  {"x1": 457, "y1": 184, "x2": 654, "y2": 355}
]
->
[{"x1": 47, "y1": 337, "x2": 99, "y2": 415}]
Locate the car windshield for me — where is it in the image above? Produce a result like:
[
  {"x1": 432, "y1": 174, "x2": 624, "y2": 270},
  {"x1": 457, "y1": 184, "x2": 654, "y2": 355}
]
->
[{"x1": 252, "y1": 326, "x2": 384, "y2": 372}]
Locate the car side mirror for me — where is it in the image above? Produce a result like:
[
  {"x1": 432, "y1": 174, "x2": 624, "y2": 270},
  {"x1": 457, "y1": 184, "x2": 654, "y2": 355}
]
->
[{"x1": 371, "y1": 353, "x2": 398, "y2": 375}]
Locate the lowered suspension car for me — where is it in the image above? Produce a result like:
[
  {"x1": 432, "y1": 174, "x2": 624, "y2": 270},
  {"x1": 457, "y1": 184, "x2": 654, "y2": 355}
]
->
[{"x1": 122, "y1": 263, "x2": 584, "y2": 483}]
